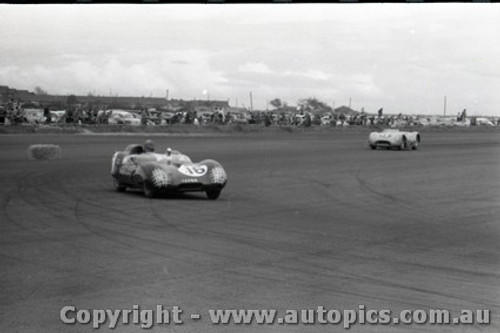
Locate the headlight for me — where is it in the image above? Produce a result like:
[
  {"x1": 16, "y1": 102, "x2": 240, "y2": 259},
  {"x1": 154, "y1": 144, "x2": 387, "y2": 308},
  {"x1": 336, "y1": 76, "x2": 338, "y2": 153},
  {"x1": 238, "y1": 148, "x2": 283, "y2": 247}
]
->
[
  {"x1": 151, "y1": 168, "x2": 170, "y2": 187},
  {"x1": 210, "y1": 167, "x2": 227, "y2": 184}
]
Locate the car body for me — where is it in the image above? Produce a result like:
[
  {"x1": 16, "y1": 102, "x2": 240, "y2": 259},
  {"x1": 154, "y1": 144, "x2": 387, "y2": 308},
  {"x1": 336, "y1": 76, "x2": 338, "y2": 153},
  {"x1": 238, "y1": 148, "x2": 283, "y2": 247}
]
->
[
  {"x1": 23, "y1": 109, "x2": 66, "y2": 124},
  {"x1": 294, "y1": 113, "x2": 306, "y2": 125},
  {"x1": 145, "y1": 110, "x2": 162, "y2": 125},
  {"x1": 412, "y1": 117, "x2": 432, "y2": 127},
  {"x1": 475, "y1": 117, "x2": 496, "y2": 126},
  {"x1": 228, "y1": 112, "x2": 250, "y2": 124},
  {"x1": 107, "y1": 109, "x2": 142, "y2": 126},
  {"x1": 50, "y1": 110, "x2": 66, "y2": 123},
  {"x1": 199, "y1": 112, "x2": 213, "y2": 124},
  {"x1": 368, "y1": 129, "x2": 420, "y2": 150},
  {"x1": 451, "y1": 118, "x2": 471, "y2": 127},
  {"x1": 23, "y1": 108, "x2": 44, "y2": 124},
  {"x1": 111, "y1": 144, "x2": 227, "y2": 199},
  {"x1": 321, "y1": 115, "x2": 334, "y2": 126},
  {"x1": 158, "y1": 112, "x2": 176, "y2": 125}
]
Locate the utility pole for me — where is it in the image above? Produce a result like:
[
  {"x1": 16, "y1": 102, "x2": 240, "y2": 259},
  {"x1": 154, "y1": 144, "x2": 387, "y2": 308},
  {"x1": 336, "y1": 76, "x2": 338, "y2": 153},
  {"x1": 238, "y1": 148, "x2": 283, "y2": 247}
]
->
[
  {"x1": 166, "y1": 89, "x2": 169, "y2": 101},
  {"x1": 443, "y1": 96, "x2": 447, "y2": 116},
  {"x1": 349, "y1": 97, "x2": 351, "y2": 108},
  {"x1": 249, "y1": 92, "x2": 253, "y2": 111}
]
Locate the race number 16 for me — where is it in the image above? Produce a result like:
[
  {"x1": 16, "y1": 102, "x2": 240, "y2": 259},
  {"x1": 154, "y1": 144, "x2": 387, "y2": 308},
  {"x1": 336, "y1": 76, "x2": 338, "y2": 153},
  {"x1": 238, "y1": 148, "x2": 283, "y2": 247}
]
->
[{"x1": 179, "y1": 165, "x2": 208, "y2": 177}]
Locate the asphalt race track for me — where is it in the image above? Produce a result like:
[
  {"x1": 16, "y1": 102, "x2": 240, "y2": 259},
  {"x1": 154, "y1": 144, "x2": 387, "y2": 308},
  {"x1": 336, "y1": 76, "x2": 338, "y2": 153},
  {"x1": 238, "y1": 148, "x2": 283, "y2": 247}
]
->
[{"x1": 1, "y1": 129, "x2": 499, "y2": 332}]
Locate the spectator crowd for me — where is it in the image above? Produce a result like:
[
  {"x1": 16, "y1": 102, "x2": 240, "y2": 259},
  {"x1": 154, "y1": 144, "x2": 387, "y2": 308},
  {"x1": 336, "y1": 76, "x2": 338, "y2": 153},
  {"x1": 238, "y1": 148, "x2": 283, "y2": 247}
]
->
[{"x1": 1, "y1": 99, "x2": 498, "y2": 128}]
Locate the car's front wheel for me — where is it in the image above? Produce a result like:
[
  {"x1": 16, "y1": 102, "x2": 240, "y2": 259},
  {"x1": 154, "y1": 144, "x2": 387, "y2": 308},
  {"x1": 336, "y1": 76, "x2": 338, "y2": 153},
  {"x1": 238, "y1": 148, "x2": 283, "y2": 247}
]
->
[
  {"x1": 112, "y1": 177, "x2": 126, "y2": 192},
  {"x1": 206, "y1": 189, "x2": 221, "y2": 200},
  {"x1": 143, "y1": 181, "x2": 157, "y2": 198},
  {"x1": 369, "y1": 144, "x2": 377, "y2": 150},
  {"x1": 398, "y1": 136, "x2": 407, "y2": 150}
]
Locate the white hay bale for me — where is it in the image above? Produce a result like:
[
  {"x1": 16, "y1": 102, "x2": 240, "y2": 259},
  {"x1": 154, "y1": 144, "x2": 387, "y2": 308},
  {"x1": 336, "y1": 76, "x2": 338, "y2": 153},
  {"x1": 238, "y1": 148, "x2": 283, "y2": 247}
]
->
[{"x1": 28, "y1": 144, "x2": 61, "y2": 160}]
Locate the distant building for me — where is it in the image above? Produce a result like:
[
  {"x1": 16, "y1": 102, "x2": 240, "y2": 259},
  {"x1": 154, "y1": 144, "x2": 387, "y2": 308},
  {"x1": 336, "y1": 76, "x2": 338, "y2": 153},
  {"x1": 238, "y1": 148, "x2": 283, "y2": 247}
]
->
[
  {"x1": 0, "y1": 85, "x2": 39, "y2": 103},
  {"x1": 189, "y1": 100, "x2": 230, "y2": 114},
  {"x1": 0, "y1": 85, "x2": 234, "y2": 113},
  {"x1": 160, "y1": 100, "x2": 186, "y2": 112},
  {"x1": 334, "y1": 105, "x2": 360, "y2": 116},
  {"x1": 0, "y1": 85, "x2": 13, "y2": 102}
]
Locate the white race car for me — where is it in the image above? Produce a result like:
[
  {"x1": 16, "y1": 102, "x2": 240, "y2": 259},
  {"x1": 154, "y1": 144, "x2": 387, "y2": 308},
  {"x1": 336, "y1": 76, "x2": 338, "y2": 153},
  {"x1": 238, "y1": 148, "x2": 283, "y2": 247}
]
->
[{"x1": 368, "y1": 129, "x2": 420, "y2": 150}]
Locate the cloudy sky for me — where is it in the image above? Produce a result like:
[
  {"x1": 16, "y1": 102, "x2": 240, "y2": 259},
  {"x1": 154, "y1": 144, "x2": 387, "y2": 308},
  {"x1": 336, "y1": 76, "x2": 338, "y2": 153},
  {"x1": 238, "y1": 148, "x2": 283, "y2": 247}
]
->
[{"x1": 1, "y1": 3, "x2": 499, "y2": 115}]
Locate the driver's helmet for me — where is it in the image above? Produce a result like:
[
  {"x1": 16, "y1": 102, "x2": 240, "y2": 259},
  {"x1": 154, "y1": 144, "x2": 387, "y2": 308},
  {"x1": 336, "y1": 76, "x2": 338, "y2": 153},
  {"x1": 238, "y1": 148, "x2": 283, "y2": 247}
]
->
[
  {"x1": 166, "y1": 148, "x2": 172, "y2": 156},
  {"x1": 144, "y1": 140, "x2": 155, "y2": 152}
]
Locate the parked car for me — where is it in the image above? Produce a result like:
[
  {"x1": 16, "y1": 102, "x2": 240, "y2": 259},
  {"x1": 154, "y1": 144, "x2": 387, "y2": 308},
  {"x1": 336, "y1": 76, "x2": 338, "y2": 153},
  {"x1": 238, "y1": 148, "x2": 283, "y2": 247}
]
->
[{"x1": 107, "y1": 110, "x2": 141, "y2": 126}]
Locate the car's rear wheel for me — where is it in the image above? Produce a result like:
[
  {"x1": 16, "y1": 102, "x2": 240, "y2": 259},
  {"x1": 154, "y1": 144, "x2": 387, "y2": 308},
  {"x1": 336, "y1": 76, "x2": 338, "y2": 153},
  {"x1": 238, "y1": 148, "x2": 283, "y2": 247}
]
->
[
  {"x1": 143, "y1": 181, "x2": 157, "y2": 198},
  {"x1": 206, "y1": 189, "x2": 221, "y2": 200},
  {"x1": 112, "y1": 177, "x2": 126, "y2": 192},
  {"x1": 369, "y1": 144, "x2": 377, "y2": 150}
]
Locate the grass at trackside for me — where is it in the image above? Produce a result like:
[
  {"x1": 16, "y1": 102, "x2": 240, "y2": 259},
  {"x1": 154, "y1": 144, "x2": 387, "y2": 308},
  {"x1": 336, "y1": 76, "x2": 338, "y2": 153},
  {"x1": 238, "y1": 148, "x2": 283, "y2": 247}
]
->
[{"x1": 0, "y1": 123, "x2": 499, "y2": 135}]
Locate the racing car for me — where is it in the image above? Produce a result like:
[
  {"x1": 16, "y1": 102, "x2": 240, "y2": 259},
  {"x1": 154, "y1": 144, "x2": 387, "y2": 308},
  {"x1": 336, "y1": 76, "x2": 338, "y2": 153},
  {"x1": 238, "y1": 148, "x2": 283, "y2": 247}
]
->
[
  {"x1": 368, "y1": 129, "x2": 420, "y2": 150},
  {"x1": 111, "y1": 144, "x2": 227, "y2": 199}
]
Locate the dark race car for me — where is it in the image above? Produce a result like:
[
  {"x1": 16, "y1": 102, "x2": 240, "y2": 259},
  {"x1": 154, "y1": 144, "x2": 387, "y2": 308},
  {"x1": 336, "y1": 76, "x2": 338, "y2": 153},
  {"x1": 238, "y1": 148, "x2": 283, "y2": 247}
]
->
[{"x1": 111, "y1": 144, "x2": 227, "y2": 199}]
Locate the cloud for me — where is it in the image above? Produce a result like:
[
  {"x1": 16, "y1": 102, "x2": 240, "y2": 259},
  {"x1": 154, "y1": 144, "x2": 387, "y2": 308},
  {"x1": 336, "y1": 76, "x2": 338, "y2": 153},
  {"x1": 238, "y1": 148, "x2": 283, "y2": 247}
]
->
[
  {"x1": 238, "y1": 62, "x2": 274, "y2": 74},
  {"x1": 171, "y1": 60, "x2": 190, "y2": 65},
  {"x1": 0, "y1": 49, "x2": 231, "y2": 99},
  {"x1": 0, "y1": 4, "x2": 499, "y2": 114},
  {"x1": 284, "y1": 69, "x2": 332, "y2": 81}
]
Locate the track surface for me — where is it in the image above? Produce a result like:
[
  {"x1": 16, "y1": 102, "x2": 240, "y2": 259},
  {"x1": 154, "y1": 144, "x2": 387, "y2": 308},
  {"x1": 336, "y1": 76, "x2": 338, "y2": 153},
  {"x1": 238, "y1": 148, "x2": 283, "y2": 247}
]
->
[{"x1": 1, "y1": 130, "x2": 499, "y2": 332}]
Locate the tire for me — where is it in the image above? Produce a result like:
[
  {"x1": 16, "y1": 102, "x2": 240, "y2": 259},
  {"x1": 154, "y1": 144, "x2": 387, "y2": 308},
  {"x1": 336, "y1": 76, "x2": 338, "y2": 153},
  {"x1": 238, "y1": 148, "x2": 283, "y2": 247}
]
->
[
  {"x1": 398, "y1": 136, "x2": 407, "y2": 150},
  {"x1": 206, "y1": 189, "x2": 221, "y2": 200},
  {"x1": 112, "y1": 177, "x2": 126, "y2": 192},
  {"x1": 412, "y1": 142, "x2": 418, "y2": 150},
  {"x1": 369, "y1": 144, "x2": 377, "y2": 150},
  {"x1": 143, "y1": 180, "x2": 157, "y2": 198}
]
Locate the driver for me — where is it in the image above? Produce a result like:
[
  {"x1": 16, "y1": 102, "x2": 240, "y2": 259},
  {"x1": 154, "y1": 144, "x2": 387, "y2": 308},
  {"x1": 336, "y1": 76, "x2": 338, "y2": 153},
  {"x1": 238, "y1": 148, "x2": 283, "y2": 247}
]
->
[
  {"x1": 144, "y1": 139, "x2": 155, "y2": 153},
  {"x1": 163, "y1": 147, "x2": 173, "y2": 164}
]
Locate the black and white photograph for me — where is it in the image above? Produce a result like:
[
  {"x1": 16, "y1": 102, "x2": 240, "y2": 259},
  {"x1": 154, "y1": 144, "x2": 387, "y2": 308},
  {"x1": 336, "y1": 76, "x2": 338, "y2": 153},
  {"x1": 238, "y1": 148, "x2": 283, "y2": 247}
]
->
[{"x1": 0, "y1": 3, "x2": 499, "y2": 332}]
